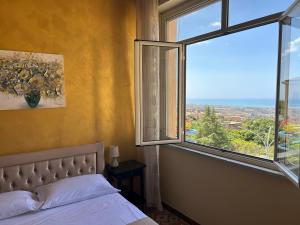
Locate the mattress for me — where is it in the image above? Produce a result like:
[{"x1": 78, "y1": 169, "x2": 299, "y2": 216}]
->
[{"x1": 0, "y1": 193, "x2": 147, "y2": 225}]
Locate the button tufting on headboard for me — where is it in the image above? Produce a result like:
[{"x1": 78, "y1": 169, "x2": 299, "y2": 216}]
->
[
  {"x1": 0, "y1": 143, "x2": 104, "y2": 193},
  {"x1": 0, "y1": 153, "x2": 97, "y2": 193}
]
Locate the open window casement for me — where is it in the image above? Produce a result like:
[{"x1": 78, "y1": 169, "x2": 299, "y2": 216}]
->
[
  {"x1": 134, "y1": 41, "x2": 184, "y2": 146},
  {"x1": 275, "y1": 0, "x2": 300, "y2": 187}
]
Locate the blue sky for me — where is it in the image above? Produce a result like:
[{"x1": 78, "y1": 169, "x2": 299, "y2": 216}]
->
[{"x1": 177, "y1": 0, "x2": 295, "y2": 100}]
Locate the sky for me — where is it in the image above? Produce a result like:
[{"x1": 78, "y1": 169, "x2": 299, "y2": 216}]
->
[{"x1": 176, "y1": 0, "x2": 296, "y2": 100}]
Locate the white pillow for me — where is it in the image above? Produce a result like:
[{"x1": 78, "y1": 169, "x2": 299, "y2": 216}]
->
[
  {"x1": 36, "y1": 174, "x2": 119, "y2": 209},
  {"x1": 0, "y1": 190, "x2": 40, "y2": 220}
]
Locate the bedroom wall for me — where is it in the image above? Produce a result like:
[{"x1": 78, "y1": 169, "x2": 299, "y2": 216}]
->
[
  {"x1": 0, "y1": 0, "x2": 137, "y2": 161},
  {"x1": 160, "y1": 145, "x2": 300, "y2": 225}
]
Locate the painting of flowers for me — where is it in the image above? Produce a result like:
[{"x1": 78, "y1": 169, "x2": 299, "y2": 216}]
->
[{"x1": 0, "y1": 50, "x2": 64, "y2": 110}]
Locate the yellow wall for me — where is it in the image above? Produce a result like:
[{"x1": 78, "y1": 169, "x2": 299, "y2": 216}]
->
[
  {"x1": 160, "y1": 145, "x2": 300, "y2": 225},
  {"x1": 0, "y1": 0, "x2": 136, "y2": 161}
]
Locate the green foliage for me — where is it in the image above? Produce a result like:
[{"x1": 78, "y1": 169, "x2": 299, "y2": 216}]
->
[
  {"x1": 187, "y1": 106, "x2": 275, "y2": 159},
  {"x1": 231, "y1": 138, "x2": 261, "y2": 156},
  {"x1": 239, "y1": 118, "x2": 275, "y2": 147},
  {"x1": 192, "y1": 106, "x2": 231, "y2": 149}
]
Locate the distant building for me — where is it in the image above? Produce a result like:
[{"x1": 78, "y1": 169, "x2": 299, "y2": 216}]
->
[{"x1": 226, "y1": 121, "x2": 242, "y2": 129}]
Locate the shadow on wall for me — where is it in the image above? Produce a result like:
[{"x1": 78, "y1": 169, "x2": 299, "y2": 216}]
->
[{"x1": 91, "y1": 0, "x2": 136, "y2": 162}]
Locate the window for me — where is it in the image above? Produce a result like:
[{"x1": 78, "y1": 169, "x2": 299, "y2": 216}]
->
[
  {"x1": 136, "y1": 0, "x2": 300, "y2": 186},
  {"x1": 185, "y1": 23, "x2": 278, "y2": 160},
  {"x1": 135, "y1": 41, "x2": 184, "y2": 146},
  {"x1": 166, "y1": 0, "x2": 222, "y2": 42},
  {"x1": 229, "y1": 0, "x2": 294, "y2": 26},
  {"x1": 162, "y1": 0, "x2": 293, "y2": 161},
  {"x1": 275, "y1": 3, "x2": 300, "y2": 185}
]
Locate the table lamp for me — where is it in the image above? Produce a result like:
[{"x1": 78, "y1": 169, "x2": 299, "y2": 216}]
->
[{"x1": 110, "y1": 145, "x2": 119, "y2": 167}]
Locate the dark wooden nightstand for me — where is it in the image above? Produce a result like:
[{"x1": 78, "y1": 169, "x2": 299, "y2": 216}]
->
[{"x1": 105, "y1": 160, "x2": 145, "y2": 210}]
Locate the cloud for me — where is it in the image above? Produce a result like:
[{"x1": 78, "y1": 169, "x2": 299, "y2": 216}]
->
[
  {"x1": 289, "y1": 37, "x2": 300, "y2": 53},
  {"x1": 210, "y1": 21, "x2": 221, "y2": 27},
  {"x1": 283, "y1": 37, "x2": 300, "y2": 56}
]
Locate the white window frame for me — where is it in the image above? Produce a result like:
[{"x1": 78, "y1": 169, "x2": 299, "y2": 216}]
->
[
  {"x1": 159, "y1": 0, "x2": 292, "y2": 174},
  {"x1": 135, "y1": 40, "x2": 185, "y2": 146}
]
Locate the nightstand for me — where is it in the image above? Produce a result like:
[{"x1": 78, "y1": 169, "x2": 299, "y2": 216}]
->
[{"x1": 105, "y1": 160, "x2": 145, "y2": 210}]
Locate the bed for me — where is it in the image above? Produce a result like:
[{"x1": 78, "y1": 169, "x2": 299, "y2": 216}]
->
[{"x1": 0, "y1": 143, "x2": 157, "y2": 225}]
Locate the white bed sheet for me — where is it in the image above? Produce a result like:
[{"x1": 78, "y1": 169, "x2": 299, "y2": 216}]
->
[{"x1": 0, "y1": 193, "x2": 147, "y2": 225}]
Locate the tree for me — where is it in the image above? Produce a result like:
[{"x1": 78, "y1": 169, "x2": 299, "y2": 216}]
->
[
  {"x1": 187, "y1": 106, "x2": 275, "y2": 160},
  {"x1": 238, "y1": 118, "x2": 275, "y2": 157},
  {"x1": 231, "y1": 138, "x2": 262, "y2": 156},
  {"x1": 192, "y1": 106, "x2": 231, "y2": 149}
]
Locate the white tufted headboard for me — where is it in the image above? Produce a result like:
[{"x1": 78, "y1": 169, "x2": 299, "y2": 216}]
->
[{"x1": 0, "y1": 143, "x2": 104, "y2": 193}]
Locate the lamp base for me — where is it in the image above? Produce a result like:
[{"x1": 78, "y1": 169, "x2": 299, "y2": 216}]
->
[{"x1": 111, "y1": 157, "x2": 119, "y2": 167}]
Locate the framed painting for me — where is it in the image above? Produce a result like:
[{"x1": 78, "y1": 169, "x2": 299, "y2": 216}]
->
[{"x1": 0, "y1": 50, "x2": 65, "y2": 110}]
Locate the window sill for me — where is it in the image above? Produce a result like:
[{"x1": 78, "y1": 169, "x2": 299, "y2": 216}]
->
[{"x1": 167, "y1": 142, "x2": 283, "y2": 176}]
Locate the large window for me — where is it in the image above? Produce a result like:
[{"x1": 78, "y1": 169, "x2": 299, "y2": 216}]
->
[
  {"x1": 135, "y1": 0, "x2": 300, "y2": 186},
  {"x1": 163, "y1": 0, "x2": 294, "y2": 161},
  {"x1": 185, "y1": 23, "x2": 278, "y2": 160}
]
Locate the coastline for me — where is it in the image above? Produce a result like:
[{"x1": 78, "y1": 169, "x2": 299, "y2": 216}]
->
[{"x1": 186, "y1": 98, "x2": 276, "y2": 108}]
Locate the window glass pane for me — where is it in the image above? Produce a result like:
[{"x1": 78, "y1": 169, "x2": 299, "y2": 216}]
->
[
  {"x1": 277, "y1": 7, "x2": 300, "y2": 180},
  {"x1": 229, "y1": 0, "x2": 294, "y2": 26},
  {"x1": 141, "y1": 45, "x2": 179, "y2": 142},
  {"x1": 185, "y1": 23, "x2": 278, "y2": 160},
  {"x1": 167, "y1": 1, "x2": 221, "y2": 42}
]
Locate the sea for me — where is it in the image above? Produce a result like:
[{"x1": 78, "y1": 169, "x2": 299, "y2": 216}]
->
[{"x1": 186, "y1": 98, "x2": 276, "y2": 108}]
